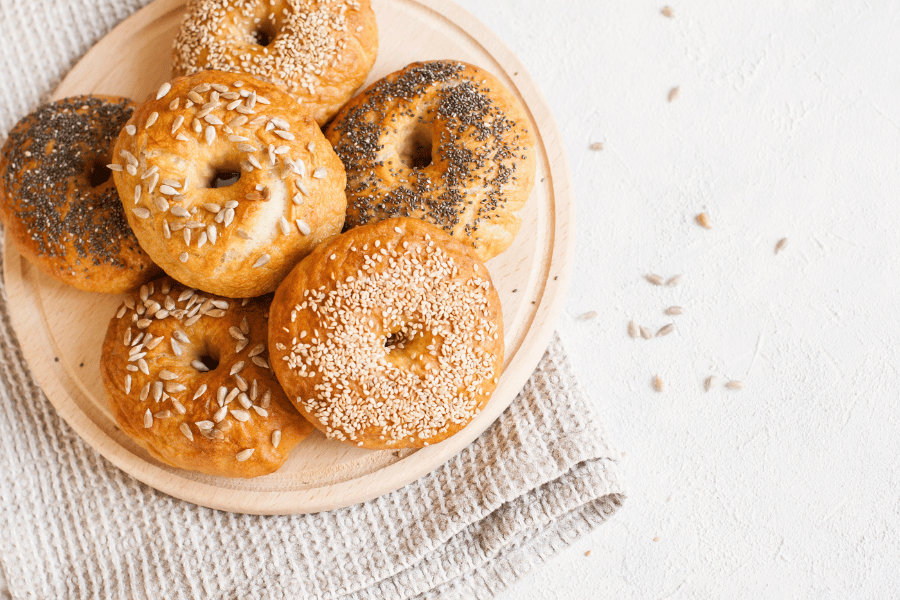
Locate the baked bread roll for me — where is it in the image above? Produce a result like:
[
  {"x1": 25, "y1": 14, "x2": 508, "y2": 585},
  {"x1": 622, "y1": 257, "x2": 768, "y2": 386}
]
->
[
  {"x1": 111, "y1": 71, "x2": 347, "y2": 298},
  {"x1": 269, "y1": 217, "x2": 504, "y2": 450},
  {"x1": 0, "y1": 96, "x2": 160, "y2": 293},
  {"x1": 101, "y1": 277, "x2": 314, "y2": 478},
  {"x1": 173, "y1": 0, "x2": 379, "y2": 125},
  {"x1": 324, "y1": 61, "x2": 537, "y2": 261}
]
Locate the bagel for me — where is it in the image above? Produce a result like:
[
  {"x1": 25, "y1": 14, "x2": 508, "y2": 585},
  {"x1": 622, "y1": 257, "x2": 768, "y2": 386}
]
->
[
  {"x1": 101, "y1": 277, "x2": 314, "y2": 478},
  {"x1": 324, "y1": 61, "x2": 537, "y2": 262},
  {"x1": 111, "y1": 71, "x2": 347, "y2": 298},
  {"x1": 269, "y1": 217, "x2": 504, "y2": 450},
  {"x1": 0, "y1": 96, "x2": 160, "y2": 293},
  {"x1": 173, "y1": 0, "x2": 378, "y2": 125}
]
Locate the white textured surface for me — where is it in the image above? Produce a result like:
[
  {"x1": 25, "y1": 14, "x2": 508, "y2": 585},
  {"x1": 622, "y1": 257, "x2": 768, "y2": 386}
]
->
[{"x1": 451, "y1": 0, "x2": 900, "y2": 598}]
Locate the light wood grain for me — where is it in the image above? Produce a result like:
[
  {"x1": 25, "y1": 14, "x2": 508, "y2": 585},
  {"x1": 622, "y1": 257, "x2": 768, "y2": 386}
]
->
[{"x1": 3, "y1": 0, "x2": 574, "y2": 514}]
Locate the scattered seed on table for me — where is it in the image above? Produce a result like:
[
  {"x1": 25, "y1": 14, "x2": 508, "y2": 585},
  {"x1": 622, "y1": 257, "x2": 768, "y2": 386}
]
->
[
  {"x1": 665, "y1": 306, "x2": 683, "y2": 315},
  {"x1": 775, "y1": 238, "x2": 788, "y2": 254},
  {"x1": 704, "y1": 376, "x2": 717, "y2": 392},
  {"x1": 640, "y1": 326, "x2": 653, "y2": 340},
  {"x1": 590, "y1": 142, "x2": 604, "y2": 151},
  {"x1": 666, "y1": 275, "x2": 683, "y2": 286},
  {"x1": 726, "y1": 380, "x2": 745, "y2": 390},
  {"x1": 653, "y1": 536, "x2": 661, "y2": 542},
  {"x1": 653, "y1": 375, "x2": 664, "y2": 392},
  {"x1": 668, "y1": 86, "x2": 680, "y2": 102},
  {"x1": 697, "y1": 212, "x2": 712, "y2": 229},
  {"x1": 646, "y1": 274, "x2": 664, "y2": 285},
  {"x1": 657, "y1": 323, "x2": 675, "y2": 336},
  {"x1": 584, "y1": 550, "x2": 592, "y2": 557},
  {"x1": 579, "y1": 311, "x2": 598, "y2": 321},
  {"x1": 628, "y1": 320, "x2": 639, "y2": 338},
  {"x1": 661, "y1": 6, "x2": 673, "y2": 17}
]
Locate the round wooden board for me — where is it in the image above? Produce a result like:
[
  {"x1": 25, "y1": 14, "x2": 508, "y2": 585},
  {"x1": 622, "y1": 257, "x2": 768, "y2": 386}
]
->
[{"x1": 3, "y1": 0, "x2": 573, "y2": 514}]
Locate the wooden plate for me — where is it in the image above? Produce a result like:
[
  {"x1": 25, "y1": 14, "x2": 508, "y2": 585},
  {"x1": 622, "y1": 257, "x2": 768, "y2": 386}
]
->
[{"x1": 3, "y1": 0, "x2": 573, "y2": 514}]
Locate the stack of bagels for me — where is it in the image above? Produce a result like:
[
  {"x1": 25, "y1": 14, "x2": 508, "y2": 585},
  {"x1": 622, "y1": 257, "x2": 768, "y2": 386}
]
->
[{"x1": 0, "y1": 0, "x2": 536, "y2": 478}]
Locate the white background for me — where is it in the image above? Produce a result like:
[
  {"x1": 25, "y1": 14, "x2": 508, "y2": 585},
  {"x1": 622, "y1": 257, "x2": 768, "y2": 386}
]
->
[{"x1": 451, "y1": 1, "x2": 900, "y2": 598}]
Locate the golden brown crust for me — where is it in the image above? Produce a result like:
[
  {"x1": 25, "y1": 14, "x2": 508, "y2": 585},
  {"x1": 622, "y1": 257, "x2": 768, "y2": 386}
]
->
[
  {"x1": 324, "y1": 61, "x2": 537, "y2": 262},
  {"x1": 0, "y1": 96, "x2": 160, "y2": 293},
  {"x1": 173, "y1": 0, "x2": 379, "y2": 125},
  {"x1": 112, "y1": 71, "x2": 347, "y2": 298},
  {"x1": 101, "y1": 277, "x2": 314, "y2": 478},
  {"x1": 269, "y1": 217, "x2": 504, "y2": 450}
]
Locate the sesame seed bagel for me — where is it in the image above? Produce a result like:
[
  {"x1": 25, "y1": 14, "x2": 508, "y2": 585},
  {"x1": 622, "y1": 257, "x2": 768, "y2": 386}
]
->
[
  {"x1": 0, "y1": 96, "x2": 160, "y2": 293},
  {"x1": 324, "y1": 61, "x2": 537, "y2": 262},
  {"x1": 269, "y1": 217, "x2": 504, "y2": 450},
  {"x1": 173, "y1": 0, "x2": 378, "y2": 126},
  {"x1": 101, "y1": 277, "x2": 314, "y2": 478},
  {"x1": 112, "y1": 71, "x2": 348, "y2": 298}
]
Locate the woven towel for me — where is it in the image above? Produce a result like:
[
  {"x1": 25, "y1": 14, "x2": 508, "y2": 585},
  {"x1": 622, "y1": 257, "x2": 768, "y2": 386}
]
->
[{"x1": 0, "y1": 1, "x2": 626, "y2": 598}]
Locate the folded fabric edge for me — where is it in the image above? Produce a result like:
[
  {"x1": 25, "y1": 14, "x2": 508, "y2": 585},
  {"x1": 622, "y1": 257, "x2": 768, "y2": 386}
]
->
[{"x1": 337, "y1": 457, "x2": 627, "y2": 600}]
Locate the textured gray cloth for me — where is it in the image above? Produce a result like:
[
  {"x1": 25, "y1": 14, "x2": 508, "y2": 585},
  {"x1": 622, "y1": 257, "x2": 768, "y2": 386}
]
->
[{"x1": 0, "y1": 1, "x2": 626, "y2": 598}]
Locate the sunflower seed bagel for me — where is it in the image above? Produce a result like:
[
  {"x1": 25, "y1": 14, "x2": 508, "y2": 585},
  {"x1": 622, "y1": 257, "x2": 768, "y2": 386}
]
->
[
  {"x1": 101, "y1": 277, "x2": 314, "y2": 478},
  {"x1": 111, "y1": 71, "x2": 347, "y2": 298}
]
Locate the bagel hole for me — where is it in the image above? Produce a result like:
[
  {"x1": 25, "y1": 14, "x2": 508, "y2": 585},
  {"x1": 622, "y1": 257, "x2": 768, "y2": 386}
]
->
[
  {"x1": 87, "y1": 159, "x2": 111, "y2": 187},
  {"x1": 195, "y1": 346, "x2": 220, "y2": 372},
  {"x1": 398, "y1": 124, "x2": 434, "y2": 170},
  {"x1": 251, "y1": 18, "x2": 277, "y2": 47},
  {"x1": 385, "y1": 332, "x2": 407, "y2": 350},
  {"x1": 204, "y1": 162, "x2": 242, "y2": 189}
]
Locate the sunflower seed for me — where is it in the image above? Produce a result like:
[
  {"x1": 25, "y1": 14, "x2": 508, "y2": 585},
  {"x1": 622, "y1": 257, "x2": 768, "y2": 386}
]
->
[
  {"x1": 143, "y1": 409, "x2": 153, "y2": 428},
  {"x1": 653, "y1": 375, "x2": 664, "y2": 392},
  {"x1": 153, "y1": 381, "x2": 163, "y2": 402},
  {"x1": 589, "y1": 142, "x2": 604, "y2": 151},
  {"x1": 205, "y1": 126, "x2": 215, "y2": 146},
  {"x1": 666, "y1": 275, "x2": 683, "y2": 286},
  {"x1": 125, "y1": 124, "x2": 136, "y2": 136},
  {"x1": 640, "y1": 326, "x2": 653, "y2": 340},
  {"x1": 271, "y1": 430, "x2": 281, "y2": 448},
  {"x1": 661, "y1": 5, "x2": 673, "y2": 17},
  {"x1": 578, "y1": 311, "x2": 597, "y2": 321},
  {"x1": 726, "y1": 380, "x2": 745, "y2": 390},
  {"x1": 261, "y1": 390, "x2": 271, "y2": 409},
  {"x1": 628, "y1": 321, "x2": 639, "y2": 338},
  {"x1": 252, "y1": 406, "x2": 268, "y2": 417},
  {"x1": 313, "y1": 167, "x2": 327, "y2": 179},
  {"x1": 171, "y1": 338, "x2": 182, "y2": 356},
  {"x1": 296, "y1": 219, "x2": 311, "y2": 235},
  {"x1": 657, "y1": 323, "x2": 675, "y2": 336},
  {"x1": 140, "y1": 383, "x2": 151, "y2": 401},
  {"x1": 230, "y1": 361, "x2": 245, "y2": 375},
  {"x1": 159, "y1": 370, "x2": 177, "y2": 381},
  {"x1": 238, "y1": 393, "x2": 252, "y2": 409},
  {"x1": 154, "y1": 410, "x2": 171, "y2": 419},
  {"x1": 775, "y1": 238, "x2": 788, "y2": 254},
  {"x1": 697, "y1": 212, "x2": 712, "y2": 229},
  {"x1": 251, "y1": 356, "x2": 269, "y2": 369},
  {"x1": 646, "y1": 274, "x2": 664, "y2": 285},
  {"x1": 236, "y1": 449, "x2": 254, "y2": 461},
  {"x1": 665, "y1": 306, "x2": 683, "y2": 316},
  {"x1": 155, "y1": 82, "x2": 172, "y2": 100},
  {"x1": 253, "y1": 254, "x2": 270, "y2": 268},
  {"x1": 172, "y1": 399, "x2": 186, "y2": 414},
  {"x1": 248, "y1": 343, "x2": 265, "y2": 358},
  {"x1": 145, "y1": 112, "x2": 159, "y2": 128},
  {"x1": 165, "y1": 382, "x2": 186, "y2": 394},
  {"x1": 234, "y1": 373, "x2": 248, "y2": 391},
  {"x1": 704, "y1": 376, "x2": 717, "y2": 392},
  {"x1": 213, "y1": 405, "x2": 228, "y2": 423},
  {"x1": 231, "y1": 409, "x2": 250, "y2": 422},
  {"x1": 180, "y1": 423, "x2": 193, "y2": 441},
  {"x1": 668, "y1": 86, "x2": 680, "y2": 102},
  {"x1": 138, "y1": 359, "x2": 149, "y2": 375},
  {"x1": 124, "y1": 375, "x2": 132, "y2": 394},
  {"x1": 132, "y1": 208, "x2": 150, "y2": 219}
]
